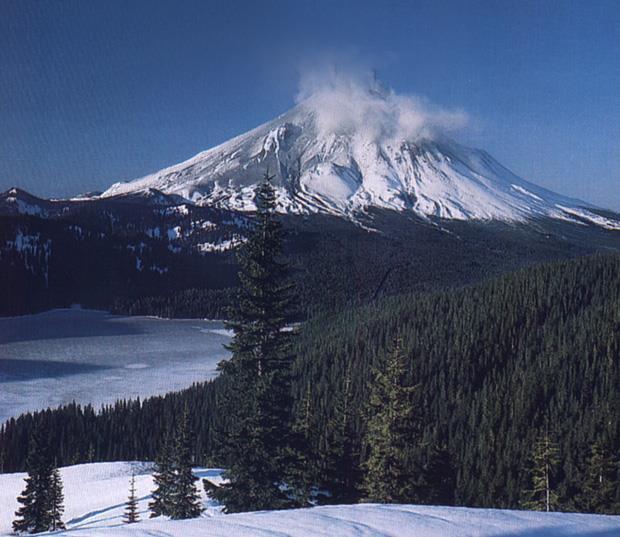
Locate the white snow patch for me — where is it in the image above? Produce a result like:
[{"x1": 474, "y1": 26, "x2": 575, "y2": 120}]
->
[
  {"x1": 196, "y1": 236, "x2": 245, "y2": 253},
  {"x1": 167, "y1": 226, "x2": 182, "y2": 240},
  {"x1": 556, "y1": 205, "x2": 620, "y2": 230},
  {"x1": 1, "y1": 461, "x2": 618, "y2": 537},
  {"x1": 511, "y1": 184, "x2": 543, "y2": 201}
]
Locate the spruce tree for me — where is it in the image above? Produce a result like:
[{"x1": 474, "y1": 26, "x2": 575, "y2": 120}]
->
[
  {"x1": 13, "y1": 425, "x2": 56, "y2": 534},
  {"x1": 321, "y1": 367, "x2": 361, "y2": 502},
  {"x1": 363, "y1": 338, "x2": 421, "y2": 503},
  {"x1": 288, "y1": 383, "x2": 318, "y2": 506},
  {"x1": 168, "y1": 407, "x2": 202, "y2": 519},
  {"x1": 213, "y1": 173, "x2": 299, "y2": 512},
  {"x1": 521, "y1": 428, "x2": 560, "y2": 512},
  {"x1": 124, "y1": 471, "x2": 140, "y2": 523},
  {"x1": 149, "y1": 435, "x2": 174, "y2": 518},
  {"x1": 579, "y1": 439, "x2": 617, "y2": 514},
  {"x1": 420, "y1": 443, "x2": 456, "y2": 505},
  {"x1": 48, "y1": 465, "x2": 66, "y2": 531}
]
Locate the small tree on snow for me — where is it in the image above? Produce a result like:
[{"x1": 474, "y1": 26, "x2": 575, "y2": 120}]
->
[
  {"x1": 149, "y1": 435, "x2": 174, "y2": 517},
  {"x1": 124, "y1": 471, "x2": 140, "y2": 524},
  {"x1": 13, "y1": 426, "x2": 65, "y2": 534},
  {"x1": 49, "y1": 465, "x2": 66, "y2": 531},
  {"x1": 168, "y1": 407, "x2": 202, "y2": 520}
]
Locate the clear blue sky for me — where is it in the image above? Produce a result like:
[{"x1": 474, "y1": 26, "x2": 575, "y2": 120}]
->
[{"x1": 1, "y1": 0, "x2": 619, "y2": 210}]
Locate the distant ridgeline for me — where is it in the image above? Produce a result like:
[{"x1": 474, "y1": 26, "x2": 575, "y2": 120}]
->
[
  {"x1": 2, "y1": 195, "x2": 620, "y2": 319},
  {"x1": 1, "y1": 253, "x2": 619, "y2": 512}
]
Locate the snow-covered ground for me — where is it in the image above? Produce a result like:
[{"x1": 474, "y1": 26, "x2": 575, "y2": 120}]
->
[
  {"x1": 0, "y1": 462, "x2": 618, "y2": 536},
  {"x1": 0, "y1": 309, "x2": 231, "y2": 423}
]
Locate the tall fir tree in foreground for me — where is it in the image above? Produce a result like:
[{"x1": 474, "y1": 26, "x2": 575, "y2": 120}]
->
[
  {"x1": 168, "y1": 407, "x2": 202, "y2": 520},
  {"x1": 363, "y1": 339, "x2": 421, "y2": 503},
  {"x1": 13, "y1": 426, "x2": 65, "y2": 534},
  {"x1": 521, "y1": 427, "x2": 560, "y2": 512},
  {"x1": 123, "y1": 472, "x2": 140, "y2": 523},
  {"x1": 149, "y1": 435, "x2": 174, "y2": 517},
  {"x1": 213, "y1": 172, "x2": 299, "y2": 513}
]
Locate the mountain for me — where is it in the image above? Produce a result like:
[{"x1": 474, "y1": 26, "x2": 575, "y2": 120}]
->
[
  {"x1": 101, "y1": 93, "x2": 620, "y2": 230},
  {"x1": 2, "y1": 89, "x2": 620, "y2": 317}
]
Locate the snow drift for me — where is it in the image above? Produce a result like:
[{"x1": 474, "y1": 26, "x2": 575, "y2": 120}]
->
[{"x1": 1, "y1": 462, "x2": 619, "y2": 537}]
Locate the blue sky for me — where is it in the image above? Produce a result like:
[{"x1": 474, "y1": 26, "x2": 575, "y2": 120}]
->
[{"x1": 1, "y1": 0, "x2": 619, "y2": 210}]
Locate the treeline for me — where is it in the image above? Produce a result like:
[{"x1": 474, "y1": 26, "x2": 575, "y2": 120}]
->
[
  {"x1": 1, "y1": 252, "x2": 619, "y2": 512},
  {"x1": 111, "y1": 287, "x2": 237, "y2": 319}
]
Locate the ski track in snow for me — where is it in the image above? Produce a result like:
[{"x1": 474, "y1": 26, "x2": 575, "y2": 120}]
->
[{"x1": 1, "y1": 462, "x2": 619, "y2": 536}]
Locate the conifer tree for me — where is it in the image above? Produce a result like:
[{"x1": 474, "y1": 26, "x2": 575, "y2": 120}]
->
[
  {"x1": 168, "y1": 407, "x2": 202, "y2": 519},
  {"x1": 213, "y1": 173, "x2": 299, "y2": 512},
  {"x1": 579, "y1": 439, "x2": 617, "y2": 514},
  {"x1": 124, "y1": 472, "x2": 140, "y2": 523},
  {"x1": 521, "y1": 428, "x2": 560, "y2": 512},
  {"x1": 363, "y1": 338, "x2": 421, "y2": 503},
  {"x1": 321, "y1": 367, "x2": 361, "y2": 502},
  {"x1": 48, "y1": 465, "x2": 66, "y2": 531},
  {"x1": 288, "y1": 383, "x2": 318, "y2": 506},
  {"x1": 149, "y1": 435, "x2": 174, "y2": 518},
  {"x1": 13, "y1": 425, "x2": 56, "y2": 534},
  {"x1": 420, "y1": 443, "x2": 456, "y2": 505}
]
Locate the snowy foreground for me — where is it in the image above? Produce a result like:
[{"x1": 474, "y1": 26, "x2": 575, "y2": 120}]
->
[{"x1": 1, "y1": 462, "x2": 619, "y2": 536}]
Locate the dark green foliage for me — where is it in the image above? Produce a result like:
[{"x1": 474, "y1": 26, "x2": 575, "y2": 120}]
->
[
  {"x1": 319, "y1": 368, "x2": 361, "y2": 503},
  {"x1": 520, "y1": 429, "x2": 560, "y2": 511},
  {"x1": 212, "y1": 174, "x2": 300, "y2": 512},
  {"x1": 124, "y1": 472, "x2": 140, "y2": 524},
  {"x1": 49, "y1": 466, "x2": 66, "y2": 531},
  {"x1": 363, "y1": 339, "x2": 421, "y2": 503},
  {"x1": 149, "y1": 435, "x2": 174, "y2": 518},
  {"x1": 420, "y1": 444, "x2": 456, "y2": 506},
  {"x1": 111, "y1": 287, "x2": 236, "y2": 320},
  {"x1": 12, "y1": 427, "x2": 65, "y2": 534},
  {"x1": 168, "y1": 407, "x2": 202, "y2": 520},
  {"x1": 2, "y1": 253, "x2": 619, "y2": 512},
  {"x1": 287, "y1": 383, "x2": 320, "y2": 506},
  {"x1": 578, "y1": 439, "x2": 618, "y2": 514}
]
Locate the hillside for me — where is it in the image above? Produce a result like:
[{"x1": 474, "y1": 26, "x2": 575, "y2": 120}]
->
[{"x1": 2, "y1": 253, "x2": 618, "y2": 512}]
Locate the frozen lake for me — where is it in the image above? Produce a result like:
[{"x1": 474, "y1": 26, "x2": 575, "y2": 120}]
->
[{"x1": 0, "y1": 309, "x2": 232, "y2": 424}]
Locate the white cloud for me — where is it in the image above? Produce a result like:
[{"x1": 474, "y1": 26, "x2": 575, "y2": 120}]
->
[{"x1": 296, "y1": 62, "x2": 468, "y2": 145}]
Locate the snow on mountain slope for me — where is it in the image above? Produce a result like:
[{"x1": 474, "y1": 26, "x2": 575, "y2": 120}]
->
[
  {"x1": 102, "y1": 86, "x2": 620, "y2": 229},
  {"x1": 1, "y1": 462, "x2": 619, "y2": 536}
]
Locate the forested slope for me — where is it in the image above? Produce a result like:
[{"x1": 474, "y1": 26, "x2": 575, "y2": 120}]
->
[{"x1": 1, "y1": 253, "x2": 618, "y2": 511}]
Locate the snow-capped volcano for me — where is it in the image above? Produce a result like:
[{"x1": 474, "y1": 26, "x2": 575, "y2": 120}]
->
[{"x1": 102, "y1": 89, "x2": 619, "y2": 230}]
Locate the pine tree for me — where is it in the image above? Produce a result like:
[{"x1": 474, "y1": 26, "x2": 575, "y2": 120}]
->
[
  {"x1": 48, "y1": 465, "x2": 66, "y2": 531},
  {"x1": 213, "y1": 173, "x2": 299, "y2": 512},
  {"x1": 13, "y1": 425, "x2": 56, "y2": 534},
  {"x1": 149, "y1": 435, "x2": 174, "y2": 518},
  {"x1": 288, "y1": 382, "x2": 318, "y2": 506},
  {"x1": 124, "y1": 471, "x2": 140, "y2": 523},
  {"x1": 420, "y1": 443, "x2": 456, "y2": 505},
  {"x1": 168, "y1": 407, "x2": 202, "y2": 520},
  {"x1": 579, "y1": 439, "x2": 617, "y2": 514},
  {"x1": 363, "y1": 338, "x2": 421, "y2": 503},
  {"x1": 521, "y1": 428, "x2": 560, "y2": 512},
  {"x1": 321, "y1": 367, "x2": 361, "y2": 502}
]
